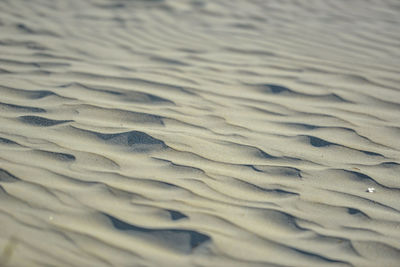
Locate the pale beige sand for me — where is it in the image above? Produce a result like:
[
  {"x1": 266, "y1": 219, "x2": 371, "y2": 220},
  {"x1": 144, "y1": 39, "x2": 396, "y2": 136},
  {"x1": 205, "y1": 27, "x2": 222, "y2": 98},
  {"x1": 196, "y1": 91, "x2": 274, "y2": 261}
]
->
[{"x1": 1, "y1": 0, "x2": 400, "y2": 266}]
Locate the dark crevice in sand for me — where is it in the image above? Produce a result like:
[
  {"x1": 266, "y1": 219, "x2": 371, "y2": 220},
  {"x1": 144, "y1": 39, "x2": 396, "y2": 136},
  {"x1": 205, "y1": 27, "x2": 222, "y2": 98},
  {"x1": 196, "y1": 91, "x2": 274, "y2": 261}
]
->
[
  {"x1": 19, "y1": 116, "x2": 73, "y2": 127},
  {"x1": 166, "y1": 209, "x2": 188, "y2": 220},
  {"x1": 104, "y1": 213, "x2": 211, "y2": 250},
  {"x1": 0, "y1": 169, "x2": 20, "y2": 183},
  {"x1": 0, "y1": 102, "x2": 46, "y2": 113}
]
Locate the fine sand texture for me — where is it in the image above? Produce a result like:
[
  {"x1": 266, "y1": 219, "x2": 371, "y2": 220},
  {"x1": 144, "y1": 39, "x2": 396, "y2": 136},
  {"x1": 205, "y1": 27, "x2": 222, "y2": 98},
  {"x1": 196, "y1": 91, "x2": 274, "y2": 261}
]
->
[{"x1": 1, "y1": 0, "x2": 400, "y2": 266}]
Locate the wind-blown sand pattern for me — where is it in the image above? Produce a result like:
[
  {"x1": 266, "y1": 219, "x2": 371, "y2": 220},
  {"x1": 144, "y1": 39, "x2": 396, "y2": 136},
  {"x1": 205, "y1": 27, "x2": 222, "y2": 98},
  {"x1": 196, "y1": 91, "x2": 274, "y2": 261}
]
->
[{"x1": 1, "y1": 0, "x2": 400, "y2": 266}]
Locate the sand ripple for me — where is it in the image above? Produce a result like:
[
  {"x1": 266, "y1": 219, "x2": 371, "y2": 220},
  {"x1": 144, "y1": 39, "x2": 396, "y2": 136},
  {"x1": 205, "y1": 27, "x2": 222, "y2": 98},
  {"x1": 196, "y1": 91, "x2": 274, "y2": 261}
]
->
[{"x1": 1, "y1": 0, "x2": 400, "y2": 266}]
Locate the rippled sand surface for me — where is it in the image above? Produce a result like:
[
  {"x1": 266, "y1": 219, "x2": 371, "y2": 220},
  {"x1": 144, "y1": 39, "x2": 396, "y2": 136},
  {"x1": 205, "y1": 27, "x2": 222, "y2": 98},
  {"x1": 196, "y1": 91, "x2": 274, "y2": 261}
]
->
[{"x1": 1, "y1": 0, "x2": 400, "y2": 266}]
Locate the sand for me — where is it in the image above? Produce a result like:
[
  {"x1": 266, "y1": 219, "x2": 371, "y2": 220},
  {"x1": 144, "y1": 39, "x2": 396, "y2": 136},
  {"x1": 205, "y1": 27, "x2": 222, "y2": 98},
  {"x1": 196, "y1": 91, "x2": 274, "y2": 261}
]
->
[{"x1": 1, "y1": 0, "x2": 400, "y2": 266}]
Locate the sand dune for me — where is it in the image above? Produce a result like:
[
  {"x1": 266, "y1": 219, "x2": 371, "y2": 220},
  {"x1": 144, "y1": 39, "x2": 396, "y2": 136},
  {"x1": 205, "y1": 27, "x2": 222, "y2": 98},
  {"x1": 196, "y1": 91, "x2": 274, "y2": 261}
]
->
[{"x1": 1, "y1": 0, "x2": 400, "y2": 266}]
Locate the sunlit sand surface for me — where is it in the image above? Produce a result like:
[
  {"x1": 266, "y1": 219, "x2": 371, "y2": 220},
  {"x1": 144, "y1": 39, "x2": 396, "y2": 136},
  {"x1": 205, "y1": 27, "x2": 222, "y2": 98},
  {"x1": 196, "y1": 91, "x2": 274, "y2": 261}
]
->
[{"x1": 1, "y1": 0, "x2": 400, "y2": 266}]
